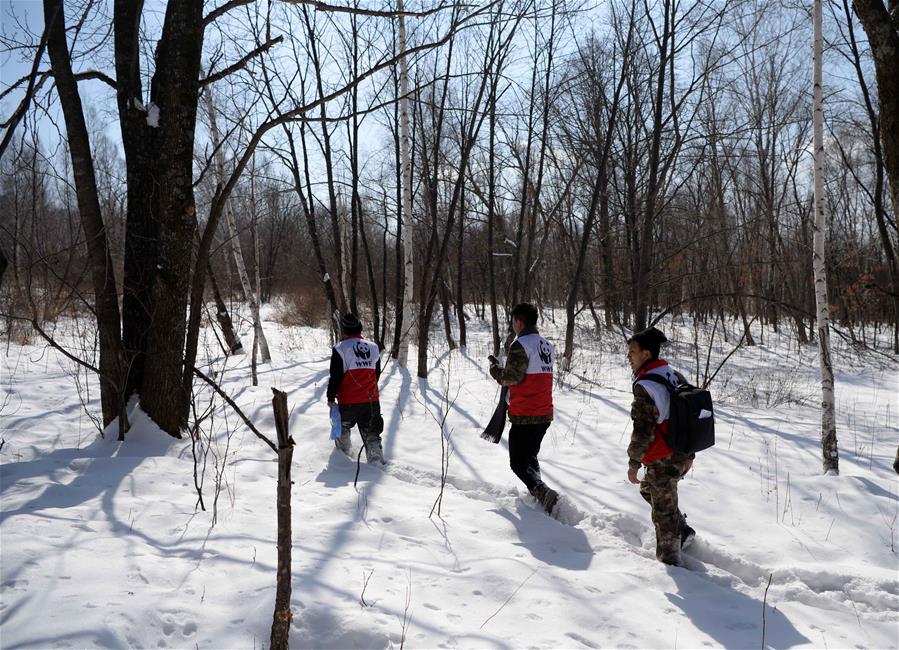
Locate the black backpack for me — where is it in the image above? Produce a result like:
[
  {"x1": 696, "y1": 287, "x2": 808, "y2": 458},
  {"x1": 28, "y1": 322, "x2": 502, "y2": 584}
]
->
[{"x1": 640, "y1": 374, "x2": 715, "y2": 454}]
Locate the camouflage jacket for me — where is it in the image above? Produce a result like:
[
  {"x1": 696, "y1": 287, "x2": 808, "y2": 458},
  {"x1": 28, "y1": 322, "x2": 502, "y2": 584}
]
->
[
  {"x1": 489, "y1": 329, "x2": 553, "y2": 425},
  {"x1": 628, "y1": 383, "x2": 692, "y2": 469}
]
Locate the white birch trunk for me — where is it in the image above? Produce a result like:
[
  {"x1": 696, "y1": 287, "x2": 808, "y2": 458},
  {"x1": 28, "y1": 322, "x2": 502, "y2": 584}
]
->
[
  {"x1": 340, "y1": 200, "x2": 351, "y2": 312},
  {"x1": 397, "y1": 1, "x2": 416, "y2": 368},
  {"x1": 249, "y1": 164, "x2": 271, "y2": 363},
  {"x1": 204, "y1": 90, "x2": 270, "y2": 363},
  {"x1": 812, "y1": 0, "x2": 838, "y2": 475}
]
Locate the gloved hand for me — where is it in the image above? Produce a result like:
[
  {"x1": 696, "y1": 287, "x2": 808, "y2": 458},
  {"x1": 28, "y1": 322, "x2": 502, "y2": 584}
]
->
[{"x1": 488, "y1": 354, "x2": 498, "y2": 366}]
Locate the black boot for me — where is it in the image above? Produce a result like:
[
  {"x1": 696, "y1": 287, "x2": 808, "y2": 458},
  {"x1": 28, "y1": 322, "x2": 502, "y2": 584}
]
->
[
  {"x1": 531, "y1": 482, "x2": 559, "y2": 515},
  {"x1": 680, "y1": 514, "x2": 696, "y2": 549}
]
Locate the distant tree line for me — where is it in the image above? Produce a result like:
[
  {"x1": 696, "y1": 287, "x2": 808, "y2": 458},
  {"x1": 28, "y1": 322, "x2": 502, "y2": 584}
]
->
[{"x1": 0, "y1": 0, "x2": 896, "y2": 437}]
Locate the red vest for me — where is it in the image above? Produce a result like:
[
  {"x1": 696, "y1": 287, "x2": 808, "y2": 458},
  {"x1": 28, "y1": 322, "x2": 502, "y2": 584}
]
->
[
  {"x1": 334, "y1": 336, "x2": 379, "y2": 404},
  {"x1": 507, "y1": 333, "x2": 554, "y2": 417},
  {"x1": 634, "y1": 360, "x2": 675, "y2": 463}
]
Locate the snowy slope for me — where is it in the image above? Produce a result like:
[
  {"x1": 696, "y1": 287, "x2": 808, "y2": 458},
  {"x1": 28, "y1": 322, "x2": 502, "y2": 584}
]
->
[{"x1": 1, "y1": 311, "x2": 897, "y2": 649}]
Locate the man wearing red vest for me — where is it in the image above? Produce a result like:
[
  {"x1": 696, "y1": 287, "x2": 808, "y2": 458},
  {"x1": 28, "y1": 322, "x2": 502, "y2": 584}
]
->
[
  {"x1": 626, "y1": 327, "x2": 696, "y2": 565},
  {"x1": 489, "y1": 303, "x2": 558, "y2": 514},
  {"x1": 327, "y1": 314, "x2": 384, "y2": 464}
]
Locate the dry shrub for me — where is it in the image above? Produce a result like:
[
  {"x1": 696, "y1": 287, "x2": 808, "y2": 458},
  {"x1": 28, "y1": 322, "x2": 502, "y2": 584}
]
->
[{"x1": 274, "y1": 288, "x2": 329, "y2": 328}]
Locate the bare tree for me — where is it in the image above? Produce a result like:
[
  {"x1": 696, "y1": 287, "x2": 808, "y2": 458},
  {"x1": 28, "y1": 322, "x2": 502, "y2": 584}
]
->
[
  {"x1": 205, "y1": 88, "x2": 271, "y2": 363},
  {"x1": 813, "y1": 0, "x2": 839, "y2": 474},
  {"x1": 396, "y1": 0, "x2": 417, "y2": 368}
]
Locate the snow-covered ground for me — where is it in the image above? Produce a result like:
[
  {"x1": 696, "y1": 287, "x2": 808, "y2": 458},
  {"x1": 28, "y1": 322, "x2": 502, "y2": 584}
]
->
[{"x1": 2, "y1": 309, "x2": 897, "y2": 649}]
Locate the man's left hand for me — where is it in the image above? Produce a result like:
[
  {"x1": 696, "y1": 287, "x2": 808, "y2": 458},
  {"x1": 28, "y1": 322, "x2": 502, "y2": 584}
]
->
[{"x1": 627, "y1": 467, "x2": 640, "y2": 484}]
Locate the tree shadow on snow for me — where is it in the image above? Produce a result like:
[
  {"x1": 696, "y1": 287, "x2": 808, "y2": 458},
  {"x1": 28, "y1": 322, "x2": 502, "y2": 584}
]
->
[
  {"x1": 666, "y1": 565, "x2": 810, "y2": 649},
  {"x1": 0, "y1": 442, "x2": 143, "y2": 526}
]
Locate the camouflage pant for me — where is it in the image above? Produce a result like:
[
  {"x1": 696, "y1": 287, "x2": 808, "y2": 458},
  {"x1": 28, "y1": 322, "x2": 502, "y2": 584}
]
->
[{"x1": 639, "y1": 455, "x2": 693, "y2": 564}]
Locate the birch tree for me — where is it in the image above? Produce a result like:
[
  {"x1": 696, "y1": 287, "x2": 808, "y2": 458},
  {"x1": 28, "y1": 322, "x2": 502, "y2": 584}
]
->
[
  {"x1": 813, "y1": 0, "x2": 839, "y2": 474},
  {"x1": 396, "y1": 0, "x2": 416, "y2": 368},
  {"x1": 204, "y1": 89, "x2": 271, "y2": 363}
]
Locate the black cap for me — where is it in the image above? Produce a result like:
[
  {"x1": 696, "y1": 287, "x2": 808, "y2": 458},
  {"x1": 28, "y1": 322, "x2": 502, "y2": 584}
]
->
[
  {"x1": 340, "y1": 313, "x2": 362, "y2": 335},
  {"x1": 628, "y1": 327, "x2": 668, "y2": 359}
]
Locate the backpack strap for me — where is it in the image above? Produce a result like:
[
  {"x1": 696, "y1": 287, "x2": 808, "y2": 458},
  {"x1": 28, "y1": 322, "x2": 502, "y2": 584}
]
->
[
  {"x1": 637, "y1": 374, "x2": 675, "y2": 392},
  {"x1": 637, "y1": 373, "x2": 695, "y2": 392}
]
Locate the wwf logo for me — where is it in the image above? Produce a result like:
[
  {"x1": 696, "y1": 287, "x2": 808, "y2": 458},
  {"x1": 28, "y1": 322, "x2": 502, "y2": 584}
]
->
[
  {"x1": 538, "y1": 340, "x2": 552, "y2": 365},
  {"x1": 353, "y1": 342, "x2": 371, "y2": 360}
]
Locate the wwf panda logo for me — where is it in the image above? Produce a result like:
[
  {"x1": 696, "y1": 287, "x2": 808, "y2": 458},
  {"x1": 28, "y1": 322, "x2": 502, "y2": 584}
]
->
[
  {"x1": 353, "y1": 342, "x2": 371, "y2": 360},
  {"x1": 538, "y1": 340, "x2": 552, "y2": 365}
]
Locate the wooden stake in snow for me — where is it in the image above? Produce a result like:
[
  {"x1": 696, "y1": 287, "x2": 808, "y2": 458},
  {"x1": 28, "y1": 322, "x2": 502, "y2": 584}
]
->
[
  {"x1": 270, "y1": 388, "x2": 294, "y2": 650},
  {"x1": 812, "y1": 0, "x2": 839, "y2": 475}
]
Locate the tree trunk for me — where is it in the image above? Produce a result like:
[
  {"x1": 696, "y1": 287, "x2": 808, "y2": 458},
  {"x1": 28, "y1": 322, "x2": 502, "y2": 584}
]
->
[
  {"x1": 853, "y1": 0, "x2": 899, "y2": 219},
  {"x1": 207, "y1": 260, "x2": 244, "y2": 355},
  {"x1": 348, "y1": 10, "x2": 362, "y2": 317},
  {"x1": 281, "y1": 121, "x2": 341, "y2": 326},
  {"x1": 440, "y1": 279, "x2": 457, "y2": 350},
  {"x1": 359, "y1": 197, "x2": 382, "y2": 349},
  {"x1": 0, "y1": 245, "x2": 7, "y2": 291},
  {"x1": 397, "y1": 1, "x2": 416, "y2": 368},
  {"x1": 206, "y1": 91, "x2": 271, "y2": 364},
  {"x1": 44, "y1": 0, "x2": 125, "y2": 431},
  {"x1": 455, "y1": 183, "x2": 467, "y2": 348},
  {"x1": 487, "y1": 76, "x2": 501, "y2": 356},
  {"x1": 850, "y1": 0, "x2": 899, "y2": 351},
  {"x1": 115, "y1": 0, "x2": 159, "y2": 402},
  {"x1": 114, "y1": 0, "x2": 206, "y2": 437},
  {"x1": 813, "y1": 0, "x2": 839, "y2": 475},
  {"x1": 250, "y1": 167, "x2": 272, "y2": 363}
]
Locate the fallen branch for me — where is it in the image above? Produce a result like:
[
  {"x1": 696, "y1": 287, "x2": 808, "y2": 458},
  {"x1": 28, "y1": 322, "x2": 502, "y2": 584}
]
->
[{"x1": 191, "y1": 366, "x2": 278, "y2": 453}]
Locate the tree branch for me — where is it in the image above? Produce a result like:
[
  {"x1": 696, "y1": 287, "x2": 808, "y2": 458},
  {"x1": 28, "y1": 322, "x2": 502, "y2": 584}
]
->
[
  {"x1": 0, "y1": 3, "x2": 54, "y2": 160},
  {"x1": 73, "y1": 69, "x2": 117, "y2": 89},
  {"x1": 191, "y1": 366, "x2": 279, "y2": 453},
  {"x1": 204, "y1": 0, "x2": 255, "y2": 27},
  {"x1": 1, "y1": 68, "x2": 115, "y2": 125},
  {"x1": 201, "y1": 36, "x2": 284, "y2": 87},
  {"x1": 0, "y1": 313, "x2": 101, "y2": 375},
  {"x1": 278, "y1": 0, "x2": 458, "y2": 18}
]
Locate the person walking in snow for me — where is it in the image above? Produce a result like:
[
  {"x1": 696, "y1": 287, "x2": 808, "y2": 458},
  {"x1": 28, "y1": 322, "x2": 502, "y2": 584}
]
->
[
  {"x1": 327, "y1": 313, "x2": 385, "y2": 464},
  {"x1": 626, "y1": 327, "x2": 696, "y2": 566},
  {"x1": 488, "y1": 303, "x2": 558, "y2": 513}
]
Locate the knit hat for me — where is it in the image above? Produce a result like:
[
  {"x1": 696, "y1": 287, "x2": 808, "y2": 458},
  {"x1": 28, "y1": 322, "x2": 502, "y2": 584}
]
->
[
  {"x1": 340, "y1": 313, "x2": 363, "y2": 335},
  {"x1": 628, "y1": 327, "x2": 668, "y2": 359}
]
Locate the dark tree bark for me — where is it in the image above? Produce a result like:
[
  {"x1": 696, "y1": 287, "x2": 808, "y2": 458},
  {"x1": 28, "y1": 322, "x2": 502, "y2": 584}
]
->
[
  {"x1": 207, "y1": 260, "x2": 244, "y2": 355},
  {"x1": 44, "y1": 0, "x2": 125, "y2": 431},
  {"x1": 358, "y1": 198, "x2": 383, "y2": 349},
  {"x1": 0, "y1": 245, "x2": 7, "y2": 290},
  {"x1": 139, "y1": 1, "x2": 204, "y2": 435},
  {"x1": 455, "y1": 179, "x2": 467, "y2": 347},
  {"x1": 439, "y1": 279, "x2": 456, "y2": 350},
  {"x1": 851, "y1": 0, "x2": 899, "y2": 351},
  {"x1": 853, "y1": 0, "x2": 899, "y2": 219},
  {"x1": 487, "y1": 66, "x2": 501, "y2": 356}
]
